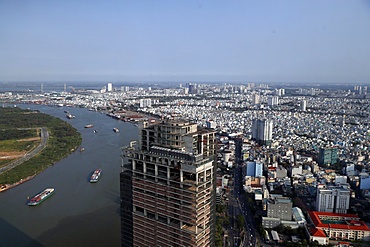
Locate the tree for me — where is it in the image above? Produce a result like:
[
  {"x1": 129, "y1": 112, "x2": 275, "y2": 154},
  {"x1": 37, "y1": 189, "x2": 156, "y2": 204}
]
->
[{"x1": 236, "y1": 215, "x2": 244, "y2": 229}]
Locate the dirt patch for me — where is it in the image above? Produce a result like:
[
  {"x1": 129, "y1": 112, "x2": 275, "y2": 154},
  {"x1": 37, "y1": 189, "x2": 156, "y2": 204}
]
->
[
  {"x1": 0, "y1": 151, "x2": 26, "y2": 159},
  {"x1": 17, "y1": 137, "x2": 40, "y2": 142}
]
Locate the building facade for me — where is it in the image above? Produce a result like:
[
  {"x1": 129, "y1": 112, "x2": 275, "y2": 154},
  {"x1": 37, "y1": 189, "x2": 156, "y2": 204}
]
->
[
  {"x1": 316, "y1": 185, "x2": 350, "y2": 214},
  {"x1": 251, "y1": 119, "x2": 273, "y2": 146},
  {"x1": 107, "y1": 82, "x2": 113, "y2": 92},
  {"x1": 139, "y1": 98, "x2": 152, "y2": 108},
  {"x1": 267, "y1": 96, "x2": 279, "y2": 106},
  {"x1": 262, "y1": 196, "x2": 293, "y2": 228},
  {"x1": 318, "y1": 147, "x2": 338, "y2": 165},
  {"x1": 121, "y1": 120, "x2": 216, "y2": 247},
  {"x1": 300, "y1": 100, "x2": 307, "y2": 111},
  {"x1": 252, "y1": 94, "x2": 260, "y2": 105},
  {"x1": 245, "y1": 160, "x2": 263, "y2": 178}
]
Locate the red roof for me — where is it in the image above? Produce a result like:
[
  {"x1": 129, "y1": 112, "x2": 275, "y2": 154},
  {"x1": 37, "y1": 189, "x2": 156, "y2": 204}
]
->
[
  {"x1": 308, "y1": 211, "x2": 370, "y2": 231},
  {"x1": 310, "y1": 227, "x2": 327, "y2": 237}
]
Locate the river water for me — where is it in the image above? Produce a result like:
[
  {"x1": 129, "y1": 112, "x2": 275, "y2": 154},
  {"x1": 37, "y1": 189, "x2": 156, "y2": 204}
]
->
[{"x1": 0, "y1": 104, "x2": 138, "y2": 247}]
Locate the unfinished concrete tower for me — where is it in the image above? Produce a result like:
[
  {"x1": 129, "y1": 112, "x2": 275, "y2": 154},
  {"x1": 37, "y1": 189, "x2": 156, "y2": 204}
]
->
[{"x1": 121, "y1": 120, "x2": 216, "y2": 247}]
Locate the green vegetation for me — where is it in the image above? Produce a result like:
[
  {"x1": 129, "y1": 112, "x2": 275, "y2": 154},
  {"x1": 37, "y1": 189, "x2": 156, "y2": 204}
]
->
[
  {"x1": 215, "y1": 204, "x2": 228, "y2": 247},
  {"x1": 0, "y1": 159, "x2": 15, "y2": 167},
  {"x1": 236, "y1": 215, "x2": 244, "y2": 229},
  {"x1": 0, "y1": 128, "x2": 37, "y2": 140},
  {"x1": 0, "y1": 107, "x2": 82, "y2": 185},
  {"x1": 272, "y1": 224, "x2": 306, "y2": 239}
]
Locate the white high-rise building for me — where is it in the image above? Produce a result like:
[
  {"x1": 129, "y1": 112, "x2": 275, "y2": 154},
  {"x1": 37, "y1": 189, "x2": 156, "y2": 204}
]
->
[
  {"x1": 316, "y1": 185, "x2": 350, "y2": 214},
  {"x1": 275, "y1": 89, "x2": 285, "y2": 96},
  {"x1": 107, "y1": 83, "x2": 113, "y2": 92},
  {"x1": 268, "y1": 96, "x2": 279, "y2": 106},
  {"x1": 139, "y1": 99, "x2": 152, "y2": 108}
]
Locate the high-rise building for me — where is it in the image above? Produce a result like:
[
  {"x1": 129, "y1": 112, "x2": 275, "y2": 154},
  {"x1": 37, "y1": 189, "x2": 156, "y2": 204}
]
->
[
  {"x1": 188, "y1": 83, "x2": 197, "y2": 94},
  {"x1": 275, "y1": 88, "x2": 285, "y2": 96},
  {"x1": 139, "y1": 99, "x2": 152, "y2": 108},
  {"x1": 252, "y1": 94, "x2": 260, "y2": 105},
  {"x1": 252, "y1": 119, "x2": 273, "y2": 146},
  {"x1": 121, "y1": 120, "x2": 216, "y2": 247},
  {"x1": 300, "y1": 100, "x2": 307, "y2": 111},
  {"x1": 267, "y1": 96, "x2": 279, "y2": 106},
  {"x1": 316, "y1": 185, "x2": 350, "y2": 214},
  {"x1": 107, "y1": 82, "x2": 113, "y2": 92},
  {"x1": 318, "y1": 147, "x2": 338, "y2": 165}
]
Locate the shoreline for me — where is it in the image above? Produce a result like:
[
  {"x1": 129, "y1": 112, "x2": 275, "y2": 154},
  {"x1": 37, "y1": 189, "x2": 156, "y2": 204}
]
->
[{"x1": 0, "y1": 174, "x2": 36, "y2": 192}]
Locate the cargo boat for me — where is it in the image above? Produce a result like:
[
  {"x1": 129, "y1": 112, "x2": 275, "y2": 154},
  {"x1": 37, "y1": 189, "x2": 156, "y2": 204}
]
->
[
  {"x1": 27, "y1": 188, "x2": 55, "y2": 206},
  {"x1": 66, "y1": 113, "x2": 75, "y2": 119},
  {"x1": 90, "y1": 169, "x2": 102, "y2": 183}
]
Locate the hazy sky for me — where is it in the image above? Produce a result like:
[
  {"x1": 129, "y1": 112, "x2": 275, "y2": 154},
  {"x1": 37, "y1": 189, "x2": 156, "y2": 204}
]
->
[{"x1": 1, "y1": 0, "x2": 370, "y2": 83}]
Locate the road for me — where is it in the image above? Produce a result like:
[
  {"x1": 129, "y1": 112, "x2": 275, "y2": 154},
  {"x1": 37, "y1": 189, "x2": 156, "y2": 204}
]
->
[
  {"x1": 233, "y1": 167, "x2": 258, "y2": 247},
  {"x1": 233, "y1": 138, "x2": 260, "y2": 247},
  {"x1": 0, "y1": 127, "x2": 49, "y2": 175}
]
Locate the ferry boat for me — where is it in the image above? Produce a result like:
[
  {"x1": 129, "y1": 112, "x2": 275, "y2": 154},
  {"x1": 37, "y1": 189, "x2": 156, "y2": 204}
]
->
[
  {"x1": 27, "y1": 188, "x2": 55, "y2": 206},
  {"x1": 84, "y1": 124, "x2": 94, "y2": 128},
  {"x1": 90, "y1": 169, "x2": 102, "y2": 183},
  {"x1": 113, "y1": 128, "x2": 119, "y2": 133}
]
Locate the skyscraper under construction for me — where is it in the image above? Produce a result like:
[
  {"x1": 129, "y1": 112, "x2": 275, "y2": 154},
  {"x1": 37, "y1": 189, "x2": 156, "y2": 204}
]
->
[{"x1": 120, "y1": 120, "x2": 216, "y2": 247}]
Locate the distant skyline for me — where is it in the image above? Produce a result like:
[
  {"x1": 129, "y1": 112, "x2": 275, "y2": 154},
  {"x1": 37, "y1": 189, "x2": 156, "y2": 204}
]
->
[{"x1": 1, "y1": 0, "x2": 370, "y2": 84}]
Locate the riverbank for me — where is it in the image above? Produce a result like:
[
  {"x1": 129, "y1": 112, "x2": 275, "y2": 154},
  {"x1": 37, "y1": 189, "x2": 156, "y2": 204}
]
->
[
  {"x1": 0, "y1": 107, "x2": 82, "y2": 188},
  {"x1": 0, "y1": 174, "x2": 36, "y2": 192}
]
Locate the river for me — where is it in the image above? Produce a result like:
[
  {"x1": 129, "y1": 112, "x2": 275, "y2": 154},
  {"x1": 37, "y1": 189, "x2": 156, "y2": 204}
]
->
[{"x1": 0, "y1": 104, "x2": 138, "y2": 247}]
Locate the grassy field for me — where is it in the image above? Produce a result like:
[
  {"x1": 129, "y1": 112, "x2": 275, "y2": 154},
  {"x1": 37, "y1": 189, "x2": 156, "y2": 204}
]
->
[
  {"x1": 0, "y1": 139, "x2": 39, "y2": 152},
  {"x1": 0, "y1": 159, "x2": 15, "y2": 168},
  {"x1": 0, "y1": 133, "x2": 40, "y2": 168}
]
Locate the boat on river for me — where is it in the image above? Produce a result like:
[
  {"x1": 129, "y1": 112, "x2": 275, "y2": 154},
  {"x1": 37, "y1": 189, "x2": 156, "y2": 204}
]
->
[
  {"x1": 27, "y1": 188, "x2": 55, "y2": 206},
  {"x1": 84, "y1": 124, "x2": 93, "y2": 128},
  {"x1": 113, "y1": 128, "x2": 119, "y2": 133},
  {"x1": 90, "y1": 169, "x2": 102, "y2": 183},
  {"x1": 66, "y1": 113, "x2": 75, "y2": 119}
]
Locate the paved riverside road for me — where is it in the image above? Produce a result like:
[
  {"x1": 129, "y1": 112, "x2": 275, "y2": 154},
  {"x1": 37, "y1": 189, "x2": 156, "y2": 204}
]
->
[{"x1": 0, "y1": 127, "x2": 49, "y2": 175}]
